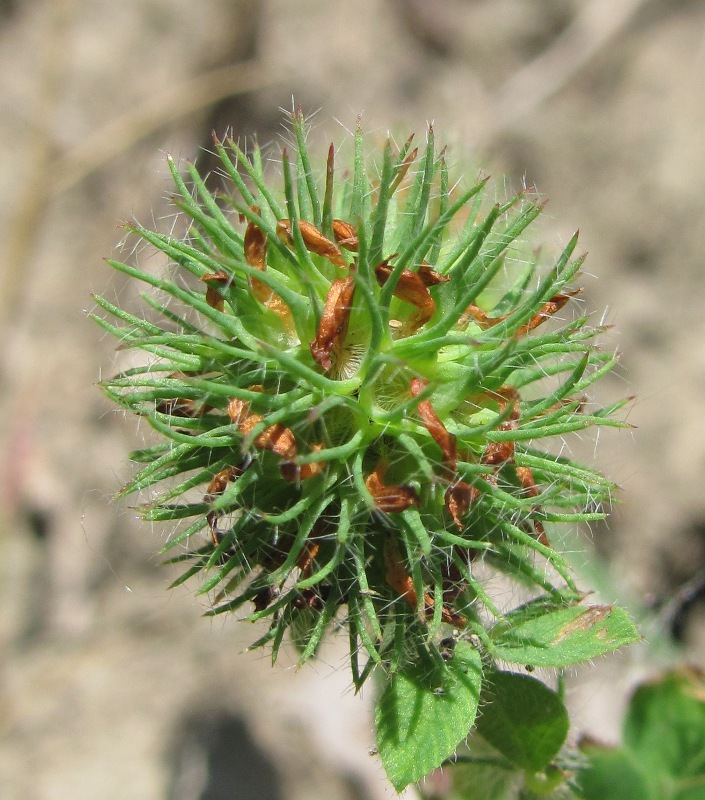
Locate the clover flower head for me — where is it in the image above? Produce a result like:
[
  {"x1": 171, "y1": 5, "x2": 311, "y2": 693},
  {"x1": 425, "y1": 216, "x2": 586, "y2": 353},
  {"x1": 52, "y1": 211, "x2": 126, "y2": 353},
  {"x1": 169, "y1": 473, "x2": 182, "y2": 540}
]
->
[{"x1": 94, "y1": 110, "x2": 629, "y2": 686}]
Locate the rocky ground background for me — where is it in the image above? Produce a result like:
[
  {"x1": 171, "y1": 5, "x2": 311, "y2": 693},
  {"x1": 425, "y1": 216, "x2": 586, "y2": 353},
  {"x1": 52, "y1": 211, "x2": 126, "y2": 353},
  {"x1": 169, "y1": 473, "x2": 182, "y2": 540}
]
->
[{"x1": 1, "y1": 1, "x2": 704, "y2": 798}]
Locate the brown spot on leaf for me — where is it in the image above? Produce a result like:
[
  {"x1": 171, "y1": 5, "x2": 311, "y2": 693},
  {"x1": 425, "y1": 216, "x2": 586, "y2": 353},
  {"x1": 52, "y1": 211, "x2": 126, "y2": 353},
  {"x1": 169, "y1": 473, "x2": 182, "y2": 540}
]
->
[{"x1": 553, "y1": 606, "x2": 612, "y2": 644}]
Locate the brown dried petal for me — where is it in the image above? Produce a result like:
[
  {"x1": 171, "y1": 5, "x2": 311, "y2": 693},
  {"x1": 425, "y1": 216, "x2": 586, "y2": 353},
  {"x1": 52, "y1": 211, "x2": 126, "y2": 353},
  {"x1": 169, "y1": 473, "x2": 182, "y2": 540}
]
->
[
  {"x1": 389, "y1": 144, "x2": 418, "y2": 193},
  {"x1": 156, "y1": 397, "x2": 205, "y2": 418},
  {"x1": 332, "y1": 219, "x2": 359, "y2": 251},
  {"x1": 202, "y1": 271, "x2": 230, "y2": 284},
  {"x1": 297, "y1": 443, "x2": 326, "y2": 481},
  {"x1": 241, "y1": 217, "x2": 295, "y2": 330},
  {"x1": 417, "y1": 263, "x2": 450, "y2": 286},
  {"x1": 439, "y1": 605, "x2": 468, "y2": 627},
  {"x1": 410, "y1": 377, "x2": 457, "y2": 470},
  {"x1": 156, "y1": 373, "x2": 213, "y2": 418},
  {"x1": 367, "y1": 485, "x2": 419, "y2": 514},
  {"x1": 471, "y1": 386, "x2": 520, "y2": 420},
  {"x1": 227, "y1": 397, "x2": 253, "y2": 427},
  {"x1": 441, "y1": 561, "x2": 465, "y2": 604},
  {"x1": 375, "y1": 258, "x2": 436, "y2": 333},
  {"x1": 206, "y1": 287, "x2": 224, "y2": 312},
  {"x1": 227, "y1": 396, "x2": 298, "y2": 472},
  {"x1": 205, "y1": 464, "x2": 245, "y2": 542},
  {"x1": 205, "y1": 466, "x2": 241, "y2": 502},
  {"x1": 252, "y1": 585, "x2": 280, "y2": 612},
  {"x1": 249, "y1": 276, "x2": 295, "y2": 331},
  {"x1": 463, "y1": 289, "x2": 582, "y2": 336},
  {"x1": 462, "y1": 304, "x2": 505, "y2": 329},
  {"x1": 481, "y1": 422, "x2": 516, "y2": 466},
  {"x1": 515, "y1": 289, "x2": 583, "y2": 337},
  {"x1": 465, "y1": 387, "x2": 522, "y2": 465},
  {"x1": 365, "y1": 460, "x2": 418, "y2": 513},
  {"x1": 244, "y1": 210, "x2": 268, "y2": 270},
  {"x1": 384, "y1": 536, "x2": 467, "y2": 626},
  {"x1": 495, "y1": 385, "x2": 521, "y2": 420},
  {"x1": 532, "y1": 517, "x2": 549, "y2": 546},
  {"x1": 201, "y1": 271, "x2": 230, "y2": 312},
  {"x1": 383, "y1": 536, "x2": 417, "y2": 606},
  {"x1": 275, "y1": 220, "x2": 293, "y2": 245},
  {"x1": 253, "y1": 423, "x2": 297, "y2": 462},
  {"x1": 296, "y1": 541, "x2": 320, "y2": 577},
  {"x1": 516, "y1": 465, "x2": 549, "y2": 546},
  {"x1": 445, "y1": 481, "x2": 480, "y2": 530},
  {"x1": 310, "y1": 275, "x2": 355, "y2": 370},
  {"x1": 292, "y1": 588, "x2": 325, "y2": 610},
  {"x1": 276, "y1": 219, "x2": 346, "y2": 267},
  {"x1": 372, "y1": 254, "x2": 397, "y2": 284},
  {"x1": 515, "y1": 466, "x2": 538, "y2": 499}
]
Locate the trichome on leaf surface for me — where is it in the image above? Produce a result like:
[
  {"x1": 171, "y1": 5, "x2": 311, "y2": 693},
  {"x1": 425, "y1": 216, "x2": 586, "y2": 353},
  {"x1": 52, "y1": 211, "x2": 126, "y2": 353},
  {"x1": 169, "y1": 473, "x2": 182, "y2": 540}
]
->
[{"x1": 94, "y1": 110, "x2": 639, "y2": 792}]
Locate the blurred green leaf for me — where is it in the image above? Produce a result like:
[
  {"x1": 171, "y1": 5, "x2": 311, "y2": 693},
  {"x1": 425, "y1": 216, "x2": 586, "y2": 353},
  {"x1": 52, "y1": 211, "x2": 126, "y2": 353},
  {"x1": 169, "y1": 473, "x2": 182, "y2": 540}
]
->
[
  {"x1": 624, "y1": 669, "x2": 705, "y2": 794},
  {"x1": 577, "y1": 743, "x2": 653, "y2": 800},
  {"x1": 577, "y1": 669, "x2": 705, "y2": 799},
  {"x1": 420, "y1": 736, "x2": 519, "y2": 800}
]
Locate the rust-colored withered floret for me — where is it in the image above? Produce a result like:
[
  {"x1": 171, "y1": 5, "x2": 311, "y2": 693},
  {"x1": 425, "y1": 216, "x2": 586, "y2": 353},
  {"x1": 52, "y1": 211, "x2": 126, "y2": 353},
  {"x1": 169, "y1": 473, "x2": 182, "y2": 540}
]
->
[
  {"x1": 310, "y1": 273, "x2": 356, "y2": 370},
  {"x1": 276, "y1": 219, "x2": 347, "y2": 267}
]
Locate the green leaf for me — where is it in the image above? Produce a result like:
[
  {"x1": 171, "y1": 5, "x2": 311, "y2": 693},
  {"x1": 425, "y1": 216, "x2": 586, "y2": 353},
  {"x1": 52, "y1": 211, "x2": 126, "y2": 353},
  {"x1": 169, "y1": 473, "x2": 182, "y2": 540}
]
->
[
  {"x1": 474, "y1": 670, "x2": 569, "y2": 772},
  {"x1": 492, "y1": 604, "x2": 640, "y2": 667},
  {"x1": 375, "y1": 641, "x2": 482, "y2": 791}
]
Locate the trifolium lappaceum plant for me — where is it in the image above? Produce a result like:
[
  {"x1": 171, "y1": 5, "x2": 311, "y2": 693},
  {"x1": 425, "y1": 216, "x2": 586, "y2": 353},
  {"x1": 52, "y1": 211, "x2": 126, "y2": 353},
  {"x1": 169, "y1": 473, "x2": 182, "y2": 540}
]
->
[{"x1": 94, "y1": 110, "x2": 639, "y2": 793}]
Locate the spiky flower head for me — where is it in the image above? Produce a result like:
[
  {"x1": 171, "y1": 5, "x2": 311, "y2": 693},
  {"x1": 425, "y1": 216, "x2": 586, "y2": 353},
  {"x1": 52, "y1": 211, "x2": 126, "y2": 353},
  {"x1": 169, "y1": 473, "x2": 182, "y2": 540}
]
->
[{"x1": 94, "y1": 111, "x2": 628, "y2": 687}]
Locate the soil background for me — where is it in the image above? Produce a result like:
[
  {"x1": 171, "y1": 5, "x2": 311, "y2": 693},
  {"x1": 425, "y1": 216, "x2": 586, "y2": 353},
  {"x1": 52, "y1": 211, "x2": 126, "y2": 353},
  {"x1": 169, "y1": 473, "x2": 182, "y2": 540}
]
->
[{"x1": 1, "y1": 1, "x2": 704, "y2": 798}]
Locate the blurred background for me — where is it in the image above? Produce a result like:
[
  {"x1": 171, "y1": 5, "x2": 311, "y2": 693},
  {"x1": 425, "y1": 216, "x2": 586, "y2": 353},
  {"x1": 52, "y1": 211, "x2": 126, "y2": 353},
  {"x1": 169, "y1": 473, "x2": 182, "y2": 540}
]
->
[{"x1": 1, "y1": 1, "x2": 704, "y2": 797}]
